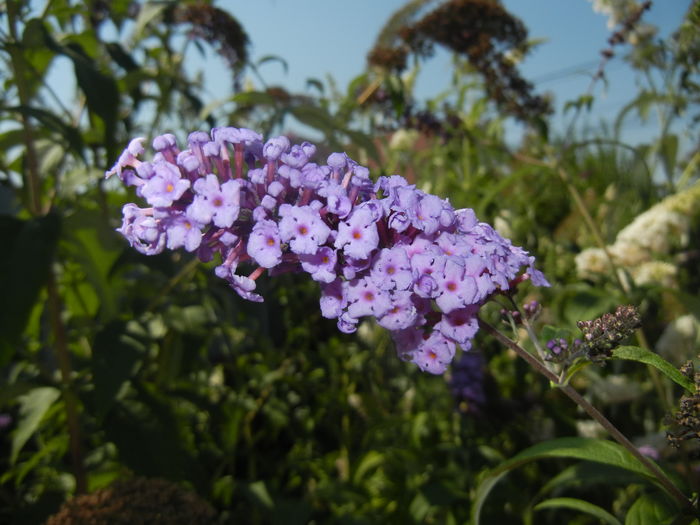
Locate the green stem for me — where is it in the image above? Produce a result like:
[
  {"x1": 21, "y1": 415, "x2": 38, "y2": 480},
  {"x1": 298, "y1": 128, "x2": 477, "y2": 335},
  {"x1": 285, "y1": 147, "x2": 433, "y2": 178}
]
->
[
  {"x1": 47, "y1": 270, "x2": 87, "y2": 494},
  {"x1": 145, "y1": 257, "x2": 200, "y2": 313},
  {"x1": 6, "y1": 0, "x2": 43, "y2": 216},
  {"x1": 7, "y1": 2, "x2": 86, "y2": 492},
  {"x1": 479, "y1": 319, "x2": 697, "y2": 515}
]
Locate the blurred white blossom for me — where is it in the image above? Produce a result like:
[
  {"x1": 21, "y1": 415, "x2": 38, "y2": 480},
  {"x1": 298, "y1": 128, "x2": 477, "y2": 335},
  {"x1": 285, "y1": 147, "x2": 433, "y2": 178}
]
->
[
  {"x1": 575, "y1": 247, "x2": 609, "y2": 278},
  {"x1": 587, "y1": 0, "x2": 656, "y2": 43},
  {"x1": 630, "y1": 261, "x2": 678, "y2": 288},
  {"x1": 655, "y1": 314, "x2": 700, "y2": 364},
  {"x1": 575, "y1": 182, "x2": 700, "y2": 287},
  {"x1": 388, "y1": 129, "x2": 419, "y2": 151}
]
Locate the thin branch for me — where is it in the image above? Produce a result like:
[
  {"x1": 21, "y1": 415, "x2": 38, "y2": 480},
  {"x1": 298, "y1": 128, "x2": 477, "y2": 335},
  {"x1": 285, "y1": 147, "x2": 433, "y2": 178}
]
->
[
  {"x1": 479, "y1": 318, "x2": 697, "y2": 515},
  {"x1": 47, "y1": 270, "x2": 87, "y2": 494}
]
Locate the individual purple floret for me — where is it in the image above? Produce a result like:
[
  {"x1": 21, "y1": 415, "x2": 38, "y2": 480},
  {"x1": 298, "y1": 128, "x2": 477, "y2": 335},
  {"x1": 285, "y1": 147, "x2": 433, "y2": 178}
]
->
[
  {"x1": 108, "y1": 127, "x2": 549, "y2": 375},
  {"x1": 300, "y1": 247, "x2": 337, "y2": 283},
  {"x1": 247, "y1": 219, "x2": 282, "y2": 268},
  {"x1": 409, "y1": 330, "x2": 456, "y2": 375},
  {"x1": 165, "y1": 212, "x2": 204, "y2": 252},
  {"x1": 334, "y1": 203, "x2": 380, "y2": 259},
  {"x1": 278, "y1": 203, "x2": 330, "y2": 255},
  {"x1": 140, "y1": 161, "x2": 190, "y2": 208},
  {"x1": 187, "y1": 174, "x2": 241, "y2": 228},
  {"x1": 371, "y1": 247, "x2": 413, "y2": 291},
  {"x1": 346, "y1": 276, "x2": 392, "y2": 319}
]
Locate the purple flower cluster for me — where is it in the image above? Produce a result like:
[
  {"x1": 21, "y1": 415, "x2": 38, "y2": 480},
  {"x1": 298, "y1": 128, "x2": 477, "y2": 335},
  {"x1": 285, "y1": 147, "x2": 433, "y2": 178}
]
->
[{"x1": 108, "y1": 127, "x2": 548, "y2": 374}]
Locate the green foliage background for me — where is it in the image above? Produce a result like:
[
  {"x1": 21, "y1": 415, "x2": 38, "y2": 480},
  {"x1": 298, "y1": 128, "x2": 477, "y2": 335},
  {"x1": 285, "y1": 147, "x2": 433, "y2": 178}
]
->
[{"x1": 0, "y1": 0, "x2": 699, "y2": 523}]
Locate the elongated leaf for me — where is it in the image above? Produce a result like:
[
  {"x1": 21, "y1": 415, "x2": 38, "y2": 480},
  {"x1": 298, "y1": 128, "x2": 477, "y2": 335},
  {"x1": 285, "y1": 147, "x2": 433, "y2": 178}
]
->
[
  {"x1": 11, "y1": 387, "x2": 61, "y2": 464},
  {"x1": 472, "y1": 437, "x2": 666, "y2": 524},
  {"x1": 563, "y1": 94, "x2": 594, "y2": 115},
  {"x1": 538, "y1": 462, "x2": 645, "y2": 498},
  {"x1": 344, "y1": 129, "x2": 381, "y2": 164},
  {"x1": 247, "y1": 480, "x2": 274, "y2": 510},
  {"x1": 63, "y1": 42, "x2": 120, "y2": 155},
  {"x1": 0, "y1": 214, "x2": 60, "y2": 365},
  {"x1": 305, "y1": 78, "x2": 325, "y2": 94},
  {"x1": 232, "y1": 91, "x2": 278, "y2": 107},
  {"x1": 256, "y1": 54, "x2": 288, "y2": 74},
  {"x1": 289, "y1": 104, "x2": 337, "y2": 134},
  {"x1": 92, "y1": 321, "x2": 144, "y2": 416},
  {"x1": 612, "y1": 346, "x2": 695, "y2": 393},
  {"x1": 132, "y1": 2, "x2": 168, "y2": 41},
  {"x1": 103, "y1": 384, "x2": 204, "y2": 485},
  {"x1": 625, "y1": 492, "x2": 677, "y2": 525},
  {"x1": 2, "y1": 105, "x2": 85, "y2": 160},
  {"x1": 535, "y1": 497, "x2": 622, "y2": 525},
  {"x1": 353, "y1": 450, "x2": 384, "y2": 484},
  {"x1": 61, "y1": 207, "x2": 122, "y2": 321}
]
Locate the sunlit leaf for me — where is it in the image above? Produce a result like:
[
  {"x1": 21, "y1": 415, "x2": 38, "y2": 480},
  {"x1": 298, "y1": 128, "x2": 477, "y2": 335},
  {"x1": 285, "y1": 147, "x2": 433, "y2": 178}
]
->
[
  {"x1": 61, "y1": 207, "x2": 122, "y2": 321},
  {"x1": 11, "y1": 387, "x2": 61, "y2": 464},
  {"x1": 624, "y1": 492, "x2": 677, "y2": 525},
  {"x1": 353, "y1": 450, "x2": 384, "y2": 484},
  {"x1": 534, "y1": 497, "x2": 622, "y2": 525},
  {"x1": 247, "y1": 480, "x2": 274, "y2": 510},
  {"x1": 132, "y1": 2, "x2": 168, "y2": 41},
  {"x1": 612, "y1": 346, "x2": 695, "y2": 393},
  {"x1": 472, "y1": 437, "x2": 675, "y2": 524}
]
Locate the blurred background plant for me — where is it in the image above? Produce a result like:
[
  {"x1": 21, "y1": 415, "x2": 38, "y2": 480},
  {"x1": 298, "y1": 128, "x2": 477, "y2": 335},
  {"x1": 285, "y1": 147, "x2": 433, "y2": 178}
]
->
[{"x1": 0, "y1": 0, "x2": 698, "y2": 523}]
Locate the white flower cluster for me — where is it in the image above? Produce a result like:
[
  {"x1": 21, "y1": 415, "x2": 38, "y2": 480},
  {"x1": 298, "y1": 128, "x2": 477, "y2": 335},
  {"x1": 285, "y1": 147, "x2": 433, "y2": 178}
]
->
[
  {"x1": 587, "y1": 0, "x2": 656, "y2": 44},
  {"x1": 575, "y1": 183, "x2": 700, "y2": 287}
]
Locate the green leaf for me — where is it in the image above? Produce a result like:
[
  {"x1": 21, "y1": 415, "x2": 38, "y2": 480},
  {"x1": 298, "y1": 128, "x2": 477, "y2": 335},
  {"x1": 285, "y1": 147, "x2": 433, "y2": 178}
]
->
[
  {"x1": 2, "y1": 105, "x2": 85, "y2": 160},
  {"x1": 353, "y1": 450, "x2": 384, "y2": 484},
  {"x1": 0, "y1": 214, "x2": 60, "y2": 366},
  {"x1": 562, "y1": 359, "x2": 592, "y2": 384},
  {"x1": 247, "y1": 480, "x2": 274, "y2": 510},
  {"x1": 62, "y1": 42, "x2": 120, "y2": 156},
  {"x1": 305, "y1": 77, "x2": 325, "y2": 94},
  {"x1": 472, "y1": 437, "x2": 664, "y2": 524},
  {"x1": 91, "y1": 321, "x2": 145, "y2": 416},
  {"x1": 344, "y1": 128, "x2": 381, "y2": 164},
  {"x1": 538, "y1": 462, "x2": 645, "y2": 498},
  {"x1": 132, "y1": 2, "x2": 168, "y2": 41},
  {"x1": 535, "y1": 497, "x2": 622, "y2": 525},
  {"x1": 256, "y1": 54, "x2": 288, "y2": 74},
  {"x1": 612, "y1": 346, "x2": 695, "y2": 393},
  {"x1": 658, "y1": 133, "x2": 678, "y2": 179},
  {"x1": 61, "y1": 207, "x2": 122, "y2": 321},
  {"x1": 103, "y1": 384, "x2": 204, "y2": 485},
  {"x1": 563, "y1": 94, "x2": 594, "y2": 114},
  {"x1": 232, "y1": 91, "x2": 278, "y2": 107},
  {"x1": 289, "y1": 104, "x2": 337, "y2": 134},
  {"x1": 11, "y1": 387, "x2": 61, "y2": 464},
  {"x1": 625, "y1": 492, "x2": 677, "y2": 525}
]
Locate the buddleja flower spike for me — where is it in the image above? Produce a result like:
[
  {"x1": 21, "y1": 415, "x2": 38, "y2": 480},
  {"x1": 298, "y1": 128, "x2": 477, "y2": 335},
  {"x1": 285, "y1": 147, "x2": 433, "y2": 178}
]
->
[{"x1": 108, "y1": 128, "x2": 549, "y2": 373}]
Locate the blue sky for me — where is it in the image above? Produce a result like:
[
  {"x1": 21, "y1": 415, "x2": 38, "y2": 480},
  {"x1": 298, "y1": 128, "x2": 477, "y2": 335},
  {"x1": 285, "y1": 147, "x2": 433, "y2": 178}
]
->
[{"x1": 201, "y1": 0, "x2": 691, "y2": 140}]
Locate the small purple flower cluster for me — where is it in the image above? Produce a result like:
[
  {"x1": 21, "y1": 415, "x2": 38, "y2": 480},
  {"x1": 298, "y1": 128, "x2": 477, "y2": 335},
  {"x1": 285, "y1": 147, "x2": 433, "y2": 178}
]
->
[{"x1": 108, "y1": 127, "x2": 548, "y2": 374}]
